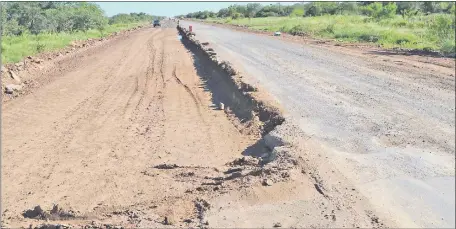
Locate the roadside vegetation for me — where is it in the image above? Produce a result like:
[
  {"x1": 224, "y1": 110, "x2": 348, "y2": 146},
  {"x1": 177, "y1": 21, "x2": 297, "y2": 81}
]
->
[
  {"x1": 1, "y1": 2, "x2": 164, "y2": 63},
  {"x1": 180, "y1": 2, "x2": 456, "y2": 55}
]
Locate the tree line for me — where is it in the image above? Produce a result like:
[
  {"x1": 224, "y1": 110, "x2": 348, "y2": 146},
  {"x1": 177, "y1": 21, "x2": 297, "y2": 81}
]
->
[
  {"x1": 179, "y1": 2, "x2": 455, "y2": 20},
  {"x1": 0, "y1": 2, "x2": 164, "y2": 36}
]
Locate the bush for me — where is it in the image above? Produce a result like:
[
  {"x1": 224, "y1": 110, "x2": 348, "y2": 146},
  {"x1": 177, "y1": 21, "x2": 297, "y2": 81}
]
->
[
  {"x1": 364, "y1": 2, "x2": 397, "y2": 20},
  {"x1": 439, "y1": 39, "x2": 455, "y2": 55},
  {"x1": 428, "y1": 14, "x2": 454, "y2": 39},
  {"x1": 290, "y1": 8, "x2": 304, "y2": 17},
  {"x1": 232, "y1": 12, "x2": 242, "y2": 20}
]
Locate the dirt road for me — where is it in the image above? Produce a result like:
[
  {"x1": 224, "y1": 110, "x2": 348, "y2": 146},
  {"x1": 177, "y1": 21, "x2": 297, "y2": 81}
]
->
[
  {"x1": 180, "y1": 21, "x2": 456, "y2": 228},
  {"x1": 2, "y1": 24, "x2": 382, "y2": 228},
  {"x1": 1, "y1": 25, "x2": 256, "y2": 227}
]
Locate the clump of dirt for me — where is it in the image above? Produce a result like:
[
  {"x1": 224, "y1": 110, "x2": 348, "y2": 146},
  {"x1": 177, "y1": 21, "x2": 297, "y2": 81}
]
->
[
  {"x1": 150, "y1": 152, "x2": 298, "y2": 196},
  {"x1": 22, "y1": 204, "x2": 83, "y2": 221},
  {"x1": 194, "y1": 198, "x2": 211, "y2": 227},
  {"x1": 227, "y1": 156, "x2": 260, "y2": 167},
  {"x1": 33, "y1": 224, "x2": 72, "y2": 229},
  {"x1": 221, "y1": 151, "x2": 298, "y2": 187}
]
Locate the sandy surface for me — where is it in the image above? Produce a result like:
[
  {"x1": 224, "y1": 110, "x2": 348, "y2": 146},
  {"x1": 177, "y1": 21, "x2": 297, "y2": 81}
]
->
[
  {"x1": 180, "y1": 21, "x2": 456, "y2": 228},
  {"x1": 2, "y1": 26, "x2": 255, "y2": 228}
]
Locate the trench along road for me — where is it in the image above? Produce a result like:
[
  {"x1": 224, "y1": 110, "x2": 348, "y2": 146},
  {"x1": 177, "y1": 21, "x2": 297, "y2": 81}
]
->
[{"x1": 3, "y1": 25, "x2": 401, "y2": 228}]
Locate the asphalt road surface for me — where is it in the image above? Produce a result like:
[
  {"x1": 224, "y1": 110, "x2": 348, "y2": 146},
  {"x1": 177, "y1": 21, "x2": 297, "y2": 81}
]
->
[{"x1": 180, "y1": 21, "x2": 456, "y2": 228}]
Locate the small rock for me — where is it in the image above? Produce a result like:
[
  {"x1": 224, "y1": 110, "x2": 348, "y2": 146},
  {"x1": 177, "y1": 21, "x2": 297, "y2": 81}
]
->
[
  {"x1": 263, "y1": 179, "x2": 273, "y2": 186},
  {"x1": 33, "y1": 58, "x2": 43, "y2": 64},
  {"x1": 264, "y1": 133, "x2": 286, "y2": 149},
  {"x1": 23, "y1": 205, "x2": 44, "y2": 218},
  {"x1": 225, "y1": 171, "x2": 243, "y2": 180},
  {"x1": 224, "y1": 167, "x2": 243, "y2": 174},
  {"x1": 5, "y1": 84, "x2": 23, "y2": 94},
  {"x1": 9, "y1": 70, "x2": 21, "y2": 83},
  {"x1": 273, "y1": 222, "x2": 282, "y2": 227},
  {"x1": 163, "y1": 215, "x2": 175, "y2": 225},
  {"x1": 1, "y1": 66, "x2": 7, "y2": 73}
]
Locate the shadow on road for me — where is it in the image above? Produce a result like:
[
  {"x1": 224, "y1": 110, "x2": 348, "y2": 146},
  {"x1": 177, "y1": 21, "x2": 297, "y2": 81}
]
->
[
  {"x1": 178, "y1": 31, "x2": 254, "y2": 123},
  {"x1": 177, "y1": 30, "x2": 273, "y2": 159}
]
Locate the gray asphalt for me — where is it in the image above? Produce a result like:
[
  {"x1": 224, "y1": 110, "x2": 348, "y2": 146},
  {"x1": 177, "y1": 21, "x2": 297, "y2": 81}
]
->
[{"x1": 180, "y1": 21, "x2": 455, "y2": 228}]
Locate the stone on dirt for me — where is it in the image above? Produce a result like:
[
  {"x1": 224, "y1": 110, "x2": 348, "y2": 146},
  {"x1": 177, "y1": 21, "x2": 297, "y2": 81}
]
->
[
  {"x1": 263, "y1": 179, "x2": 273, "y2": 186},
  {"x1": 153, "y1": 163, "x2": 179, "y2": 169},
  {"x1": 264, "y1": 132, "x2": 286, "y2": 150},
  {"x1": 232, "y1": 156, "x2": 260, "y2": 166},
  {"x1": 273, "y1": 222, "x2": 282, "y2": 227},
  {"x1": 5, "y1": 84, "x2": 23, "y2": 94},
  {"x1": 35, "y1": 224, "x2": 71, "y2": 229},
  {"x1": 33, "y1": 58, "x2": 44, "y2": 64},
  {"x1": 163, "y1": 215, "x2": 175, "y2": 225},
  {"x1": 9, "y1": 70, "x2": 21, "y2": 83},
  {"x1": 23, "y1": 205, "x2": 44, "y2": 218},
  {"x1": 225, "y1": 171, "x2": 243, "y2": 180}
]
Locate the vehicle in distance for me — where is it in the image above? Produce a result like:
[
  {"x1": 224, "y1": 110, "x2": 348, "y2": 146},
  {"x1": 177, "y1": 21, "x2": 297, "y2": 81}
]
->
[{"x1": 153, "y1": 19, "x2": 160, "y2": 27}]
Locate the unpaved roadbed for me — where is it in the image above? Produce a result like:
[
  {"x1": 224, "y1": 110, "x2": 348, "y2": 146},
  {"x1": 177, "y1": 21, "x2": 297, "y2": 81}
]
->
[{"x1": 2, "y1": 26, "x2": 253, "y2": 228}]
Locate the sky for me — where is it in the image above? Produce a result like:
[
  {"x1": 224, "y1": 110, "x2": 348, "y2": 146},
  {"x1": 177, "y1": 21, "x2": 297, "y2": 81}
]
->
[{"x1": 96, "y1": 2, "x2": 299, "y2": 17}]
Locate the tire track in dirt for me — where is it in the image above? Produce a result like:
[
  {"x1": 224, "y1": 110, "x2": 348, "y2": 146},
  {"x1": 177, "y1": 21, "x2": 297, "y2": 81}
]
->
[
  {"x1": 131, "y1": 29, "x2": 161, "y2": 114},
  {"x1": 1, "y1": 33, "x2": 141, "y2": 193},
  {"x1": 172, "y1": 65, "x2": 202, "y2": 115},
  {"x1": 2, "y1": 26, "x2": 261, "y2": 228},
  {"x1": 34, "y1": 30, "x2": 155, "y2": 189}
]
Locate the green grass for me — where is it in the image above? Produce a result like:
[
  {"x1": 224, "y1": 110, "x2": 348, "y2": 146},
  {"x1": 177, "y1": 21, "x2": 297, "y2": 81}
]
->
[
  {"x1": 206, "y1": 14, "x2": 455, "y2": 55},
  {"x1": 1, "y1": 22, "x2": 147, "y2": 64}
]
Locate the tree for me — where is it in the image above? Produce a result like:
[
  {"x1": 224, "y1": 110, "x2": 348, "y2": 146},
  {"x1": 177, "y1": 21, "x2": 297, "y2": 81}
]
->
[
  {"x1": 246, "y1": 3, "x2": 262, "y2": 18},
  {"x1": 336, "y1": 2, "x2": 358, "y2": 15},
  {"x1": 422, "y1": 2, "x2": 437, "y2": 14},
  {"x1": 396, "y1": 2, "x2": 420, "y2": 18},
  {"x1": 306, "y1": 3, "x2": 322, "y2": 16},
  {"x1": 217, "y1": 8, "x2": 229, "y2": 18}
]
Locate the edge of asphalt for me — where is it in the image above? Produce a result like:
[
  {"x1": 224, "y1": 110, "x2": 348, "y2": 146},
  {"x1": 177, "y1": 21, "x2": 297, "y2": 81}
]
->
[{"x1": 176, "y1": 25, "x2": 394, "y2": 228}]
